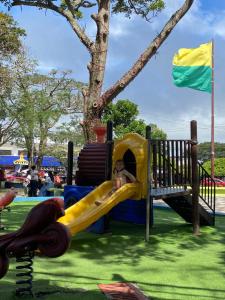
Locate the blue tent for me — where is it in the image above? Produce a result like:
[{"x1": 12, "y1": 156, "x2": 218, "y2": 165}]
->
[{"x1": 0, "y1": 156, "x2": 62, "y2": 167}]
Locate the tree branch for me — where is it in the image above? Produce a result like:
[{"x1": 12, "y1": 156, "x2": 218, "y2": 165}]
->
[
  {"x1": 63, "y1": 9, "x2": 95, "y2": 53},
  {"x1": 100, "y1": 0, "x2": 194, "y2": 108},
  {"x1": 12, "y1": 0, "x2": 95, "y2": 53},
  {"x1": 12, "y1": 0, "x2": 61, "y2": 14},
  {"x1": 48, "y1": 73, "x2": 68, "y2": 97}
]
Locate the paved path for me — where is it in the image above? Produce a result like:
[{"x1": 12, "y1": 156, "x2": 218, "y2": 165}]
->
[{"x1": 215, "y1": 196, "x2": 225, "y2": 213}]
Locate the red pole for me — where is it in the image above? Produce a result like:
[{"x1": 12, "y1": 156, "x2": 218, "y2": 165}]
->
[{"x1": 211, "y1": 40, "x2": 215, "y2": 179}]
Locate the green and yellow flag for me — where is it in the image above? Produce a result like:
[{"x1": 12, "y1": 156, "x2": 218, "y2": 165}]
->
[{"x1": 172, "y1": 42, "x2": 212, "y2": 93}]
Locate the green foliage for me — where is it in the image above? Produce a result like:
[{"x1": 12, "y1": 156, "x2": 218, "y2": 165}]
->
[
  {"x1": 203, "y1": 158, "x2": 225, "y2": 177},
  {"x1": 0, "y1": 13, "x2": 25, "y2": 145},
  {"x1": 1, "y1": 49, "x2": 84, "y2": 163},
  {"x1": 0, "y1": 12, "x2": 25, "y2": 59},
  {"x1": 102, "y1": 99, "x2": 138, "y2": 127},
  {"x1": 102, "y1": 99, "x2": 166, "y2": 139},
  {"x1": 46, "y1": 117, "x2": 84, "y2": 168},
  {"x1": 198, "y1": 142, "x2": 225, "y2": 162},
  {"x1": 49, "y1": 117, "x2": 84, "y2": 146},
  {"x1": 149, "y1": 0, "x2": 164, "y2": 11},
  {"x1": 1, "y1": 1, "x2": 165, "y2": 21},
  {"x1": 112, "y1": 0, "x2": 165, "y2": 19}
]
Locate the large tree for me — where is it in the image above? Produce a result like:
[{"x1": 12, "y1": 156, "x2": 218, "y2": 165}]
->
[
  {"x1": 102, "y1": 99, "x2": 166, "y2": 139},
  {"x1": 0, "y1": 11, "x2": 25, "y2": 60},
  {"x1": 0, "y1": 12, "x2": 25, "y2": 96},
  {"x1": 1, "y1": 0, "x2": 194, "y2": 141},
  {"x1": 2, "y1": 50, "x2": 83, "y2": 166},
  {"x1": 0, "y1": 12, "x2": 25, "y2": 145}
]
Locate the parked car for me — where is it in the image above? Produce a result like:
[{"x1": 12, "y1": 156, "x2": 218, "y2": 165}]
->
[{"x1": 201, "y1": 178, "x2": 225, "y2": 187}]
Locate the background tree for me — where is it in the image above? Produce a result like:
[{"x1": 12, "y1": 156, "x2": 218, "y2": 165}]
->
[
  {"x1": 0, "y1": 12, "x2": 25, "y2": 97},
  {"x1": 47, "y1": 116, "x2": 84, "y2": 168},
  {"x1": 49, "y1": 117, "x2": 84, "y2": 147},
  {"x1": 102, "y1": 99, "x2": 166, "y2": 139},
  {"x1": 1, "y1": 0, "x2": 194, "y2": 141},
  {"x1": 0, "y1": 108, "x2": 17, "y2": 146},
  {"x1": 2, "y1": 49, "x2": 84, "y2": 166},
  {"x1": 0, "y1": 12, "x2": 25, "y2": 144},
  {"x1": 203, "y1": 158, "x2": 225, "y2": 178},
  {"x1": 0, "y1": 12, "x2": 25, "y2": 60},
  {"x1": 198, "y1": 142, "x2": 225, "y2": 162}
]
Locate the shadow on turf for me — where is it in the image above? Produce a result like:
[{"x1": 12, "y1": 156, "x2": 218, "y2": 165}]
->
[
  {"x1": 0, "y1": 204, "x2": 33, "y2": 232},
  {"x1": 0, "y1": 277, "x2": 104, "y2": 300},
  {"x1": 112, "y1": 273, "x2": 225, "y2": 300},
  {"x1": 62, "y1": 213, "x2": 225, "y2": 266},
  {"x1": 2, "y1": 204, "x2": 225, "y2": 267},
  {"x1": 2, "y1": 204, "x2": 225, "y2": 298}
]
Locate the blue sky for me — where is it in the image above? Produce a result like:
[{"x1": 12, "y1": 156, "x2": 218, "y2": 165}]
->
[{"x1": 1, "y1": 0, "x2": 225, "y2": 142}]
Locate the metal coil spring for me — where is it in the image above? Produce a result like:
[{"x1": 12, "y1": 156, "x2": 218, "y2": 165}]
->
[{"x1": 15, "y1": 251, "x2": 34, "y2": 297}]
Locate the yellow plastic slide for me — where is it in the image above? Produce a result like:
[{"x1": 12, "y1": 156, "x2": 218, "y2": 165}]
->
[{"x1": 58, "y1": 181, "x2": 140, "y2": 236}]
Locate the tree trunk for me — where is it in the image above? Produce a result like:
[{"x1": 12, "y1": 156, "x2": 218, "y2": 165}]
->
[
  {"x1": 36, "y1": 128, "x2": 47, "y2": 169},
  {"x1": 25, "y1": 137, "x2": 34, "y2": 167},
  {"x1": 82, "y1": 114, "x2": 101, "y2": 143},
  {"x1": 81, "y1": 0, "x2": 110, "y2": 143}
]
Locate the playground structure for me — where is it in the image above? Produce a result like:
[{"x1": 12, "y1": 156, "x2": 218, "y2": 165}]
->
[
  {"x1": 65, "y1": 120, "x2": 215, "y2": 235},
  {"x1": 0, "y1": 120, "x2": 216, "y2": 296}
]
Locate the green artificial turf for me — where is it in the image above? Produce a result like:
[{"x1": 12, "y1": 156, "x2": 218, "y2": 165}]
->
[{"x1": 0, "y1": 202, "x2": 225, "y2": 300}]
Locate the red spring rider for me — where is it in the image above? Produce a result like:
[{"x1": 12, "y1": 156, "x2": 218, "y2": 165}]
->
[{"x1": 0, "y1": 188, "x2": 17, "y2": 230}]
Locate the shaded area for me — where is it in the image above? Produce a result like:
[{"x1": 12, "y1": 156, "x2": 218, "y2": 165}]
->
[
  {"x1": 0, "y1": 202, "x2": 225, "y2": 300},
  {"x1": 0, "y1": 278, "x2": 105, "y2": 300}
]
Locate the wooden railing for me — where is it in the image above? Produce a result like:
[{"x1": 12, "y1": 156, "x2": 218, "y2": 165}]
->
[
  {"x1": 149, "y1": 138, "x2": 216, "y2": 224},
  {"x1": 151, "y1": 139, "x2": 192, "y2": 189},
  {"x1": 198, "y1": 163, "x2": 216, "y2": 224}
]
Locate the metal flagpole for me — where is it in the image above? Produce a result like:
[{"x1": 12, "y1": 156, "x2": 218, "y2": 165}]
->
[{"x1": 211, "y1": 39, "x2": 215, "y2": 178}]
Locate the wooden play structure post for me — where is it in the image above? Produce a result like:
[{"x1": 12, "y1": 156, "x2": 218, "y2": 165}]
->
[
  {"x1": 191, "y1": 120, "x2": 200, "y2": 235},
  {"x1": 106, "y1": 121, "x2": 113, "y2": 180},
  {"x1": 67, "y1": 141, "x2": 74, "y2": 185},
  {"x1": 145, "y1": 125, "x2": 153, "y2": 242}
]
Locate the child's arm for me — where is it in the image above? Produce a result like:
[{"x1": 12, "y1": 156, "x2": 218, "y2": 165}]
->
[{"x1": 122, "y1": 170, "x2": 136, "y2": 183}]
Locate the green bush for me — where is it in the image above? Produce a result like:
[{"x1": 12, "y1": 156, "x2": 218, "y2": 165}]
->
[{"x1": 203, "y1": 158, "x2": 225, "y2": 177}]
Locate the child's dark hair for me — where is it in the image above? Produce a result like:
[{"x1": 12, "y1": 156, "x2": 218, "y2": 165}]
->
[
  {"x1": 113, "y1": 160, "x2": 125, "y2": 174},
  {"x1": 115, "y1": 159, "x2": 124, "y2": 164}
]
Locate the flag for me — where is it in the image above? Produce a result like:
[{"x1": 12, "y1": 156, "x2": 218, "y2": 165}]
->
[{"x1": 172, "y1": 42, "x2": 212, "y2": 93}]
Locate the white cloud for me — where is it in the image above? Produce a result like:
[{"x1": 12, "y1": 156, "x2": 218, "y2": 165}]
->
[
  {"x1": 163, "y1": 0, "x2": 225, "y2": 40},
  {"x1": 37, "y1": 62, "x2": 56, "y2": 72},
  {"x1": 110, "y1": 14, "x2": 132, "y2": 38}
]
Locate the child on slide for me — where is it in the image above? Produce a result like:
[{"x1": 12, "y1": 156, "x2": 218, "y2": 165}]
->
[{"x1": 95, "y1": 159, "x2": 136, "y2": 206}]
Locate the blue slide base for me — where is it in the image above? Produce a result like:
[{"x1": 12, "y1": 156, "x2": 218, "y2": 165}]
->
[{"x1": 64, "y1": 185, "x2": 105, "y2": 233}]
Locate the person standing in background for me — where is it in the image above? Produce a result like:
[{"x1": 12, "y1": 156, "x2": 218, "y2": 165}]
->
[
  {"x1": 29, "y1": 165, "x2": 39, "y2": 197},
  {"x1": 38, "y1": 171, "x2": 54, "y2": 196},
  {"x1": 23, "y1": 170, "x2": 31, "y2": 196},
  {"x1": 0, "y1": 169, "x2": 6, "y2": 189},
  {"x1": 53, "y1": 172, "x2": 62, "y2": 188}
]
